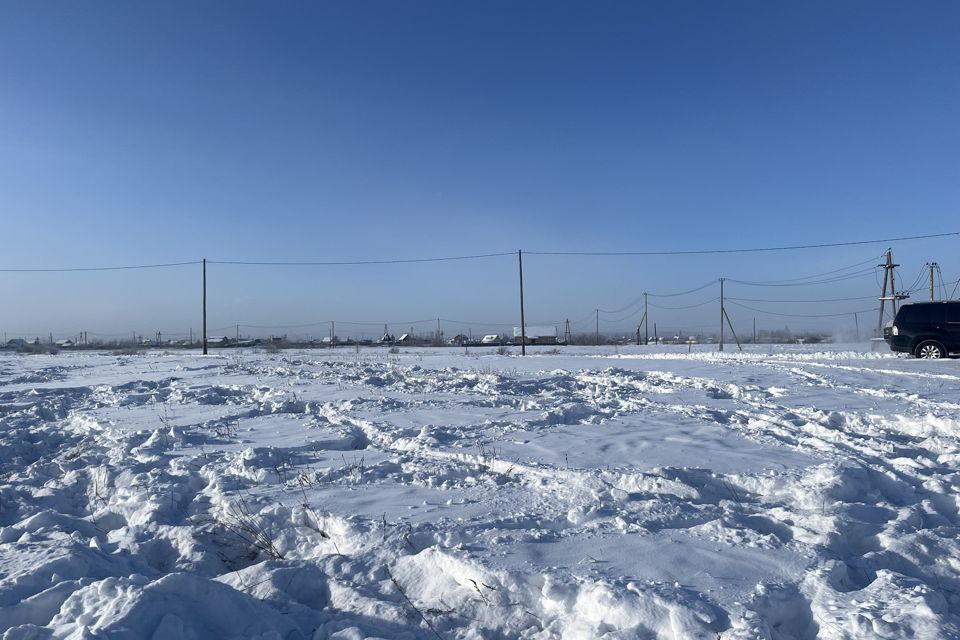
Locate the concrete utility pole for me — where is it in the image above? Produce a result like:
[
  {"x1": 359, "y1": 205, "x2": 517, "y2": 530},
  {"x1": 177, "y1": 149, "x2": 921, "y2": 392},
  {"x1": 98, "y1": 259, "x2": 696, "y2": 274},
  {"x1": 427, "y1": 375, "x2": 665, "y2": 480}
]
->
[
  {"x1": 719, "y1": 278, "x2": 725, "y2": 352},
  {"x1": 644, "y1": 293, "x2": 649, "y2": 345},
  {"x1": 718, "y1": 278, "x2": 742, "y2": 352},
  {"x1": 595, "y1": 309, "x2": 600, "y2": 346},
  {"x1": 877, "y1": 249, "x2": 906, "y2": 334},
  {"x1": 202, "y1": 259, "x2": 208, "y2": 355},
  {"x1": 518, "y1": 250, "x2": 526, "y2": 356}
]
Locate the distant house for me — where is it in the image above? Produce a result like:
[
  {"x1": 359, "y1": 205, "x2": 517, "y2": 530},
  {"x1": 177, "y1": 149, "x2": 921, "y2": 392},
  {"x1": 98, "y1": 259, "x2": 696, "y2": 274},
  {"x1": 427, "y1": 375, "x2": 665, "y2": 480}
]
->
[
  {"x1": 396, "y1": 333, "x2": 413, "y2": 345},
  {"x1": 5, "y1": 338, "x2": 27, "y2": 349},
  {"x1": 449, "y1": 334, "x2": 469, "y2": 345},
  {"x1": 513, "y1": 326, "x2": 558, "y2": 345},
  {"x1": 481, "y1": 334, "x2": 501, "y2": 345},
  {"x1": 55, "y1": 339, "x2": 75, "y2": 348},
  {"x1": 207, "y1": 336, "x2": 229, "y2": 347}
]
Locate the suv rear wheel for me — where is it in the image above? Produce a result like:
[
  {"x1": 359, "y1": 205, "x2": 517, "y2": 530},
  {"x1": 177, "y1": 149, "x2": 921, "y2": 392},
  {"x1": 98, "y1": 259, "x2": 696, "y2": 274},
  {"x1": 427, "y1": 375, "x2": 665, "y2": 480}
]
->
[{"x1": 915, "y1": 340, "x2": 946, "y2": 359}]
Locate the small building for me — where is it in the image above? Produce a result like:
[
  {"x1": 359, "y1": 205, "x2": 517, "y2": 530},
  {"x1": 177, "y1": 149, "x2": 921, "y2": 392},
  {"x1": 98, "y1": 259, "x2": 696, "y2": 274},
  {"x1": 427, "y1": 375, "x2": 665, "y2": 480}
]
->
[
  {"x1": 513, "y1": 326, "x2": 558, "y2": 345},
  {"x1": 396, "y1": 333, "x2": 414, "y2": 345},
  {"x1": 481, "y1": 334, "x2": 501, "y2": 345},
  {"x1": 55, "y1": 339, "x2": 75, "y2": 348},
  {"x1": 5, "y1": 338, "x2": 28, "y2": 349}
]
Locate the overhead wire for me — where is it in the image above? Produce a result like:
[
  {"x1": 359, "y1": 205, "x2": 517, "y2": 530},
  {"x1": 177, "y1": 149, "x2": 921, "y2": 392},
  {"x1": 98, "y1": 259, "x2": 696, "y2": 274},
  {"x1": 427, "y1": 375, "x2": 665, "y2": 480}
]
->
[
  {"x1": 649, "y1": 297, "x2": 720, "y2": 310},
  {"x1": 728, "y1": 268, "x2": 876, "y2": 287},
  {"x1": 647, "y1": 280, "x2": 717, "y2": 298},
  {"x1": 524, "y1": 232, "x2": 957, "y2": 256},
  {"x1": 0, "y1": 231, "x2": 954, "y2": 272},
  {"x1": 0, "y1": 261, "x2": 201, "y2": 273},
  {"x1": 597, "y1": 295, "x2": 646, "y2": 315},
  {"x1": 727, "y1": 301, "x2": 880, "y2": 318},
  {"x1": 207, "y1": 252, "x2": 514, "y2": 266},
  {"x1": 722, "y1": 255, "x2": 882, "y2": 286},
  {"x1": 727, "y1": 295, "x2": 878, "y2": 303}
]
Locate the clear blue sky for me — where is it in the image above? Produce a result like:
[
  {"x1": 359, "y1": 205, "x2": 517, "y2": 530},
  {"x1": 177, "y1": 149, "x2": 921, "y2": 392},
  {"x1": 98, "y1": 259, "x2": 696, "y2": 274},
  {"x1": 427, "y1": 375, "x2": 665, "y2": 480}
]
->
[{"x1": 1, "y1": 1, "x2": 958, "y2": 340}]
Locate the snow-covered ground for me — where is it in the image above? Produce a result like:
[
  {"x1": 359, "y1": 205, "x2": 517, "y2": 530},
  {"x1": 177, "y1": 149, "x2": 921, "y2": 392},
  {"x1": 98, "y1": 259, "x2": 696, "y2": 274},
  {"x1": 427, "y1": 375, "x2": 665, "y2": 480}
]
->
[{"x1": 2, "y1": 344, "x2": 959, "y2": 639}]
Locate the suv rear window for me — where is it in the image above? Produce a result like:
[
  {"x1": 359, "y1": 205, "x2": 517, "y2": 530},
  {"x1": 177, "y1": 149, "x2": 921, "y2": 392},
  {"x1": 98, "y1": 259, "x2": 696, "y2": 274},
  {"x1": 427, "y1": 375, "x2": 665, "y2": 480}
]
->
[{"x1": 898, "y1": 305, "x2": 945, "y2": 323}]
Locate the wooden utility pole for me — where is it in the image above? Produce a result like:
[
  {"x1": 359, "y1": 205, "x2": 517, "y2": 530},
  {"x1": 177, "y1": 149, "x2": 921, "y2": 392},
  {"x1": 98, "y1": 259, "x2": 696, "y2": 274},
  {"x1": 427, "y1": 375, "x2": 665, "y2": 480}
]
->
[
  {"x1": 518, "y1": 250, "x2": 526, "y2": 356},
  {"x1": 854, "y1": 312, "x2": 860, "y2": 340},
  {"x1": 564, "y1": 319, "x2": 571, "y2": 345},
  {"x1": 719, "y1": 278, "x2": 725, "y2": 352},
  {"x1": 595, "y1": 308, "x2": 600, "y2": 346},
  {"x1": 929, "y1": 262, "x2": 938, "y2": 301},
  {"x1": 753, "y1": 317, "x2": 756, "y2": 344},
  {"x1": 202, "y1": 258, "x2": 208, "y2": 355}
]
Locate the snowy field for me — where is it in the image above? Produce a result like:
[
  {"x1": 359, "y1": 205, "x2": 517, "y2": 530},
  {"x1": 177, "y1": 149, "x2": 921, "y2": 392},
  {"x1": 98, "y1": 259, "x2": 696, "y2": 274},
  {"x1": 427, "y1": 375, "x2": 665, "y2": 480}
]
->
[{"x1": 2, "y1": 344, "x2": 959, "y2": 639}]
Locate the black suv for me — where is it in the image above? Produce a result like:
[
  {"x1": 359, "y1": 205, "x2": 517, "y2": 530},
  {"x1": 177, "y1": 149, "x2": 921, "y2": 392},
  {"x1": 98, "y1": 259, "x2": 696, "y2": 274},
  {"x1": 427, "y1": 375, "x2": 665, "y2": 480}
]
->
[{"x1": 884, "y1": 302, "x2": 960, "y2": 358}]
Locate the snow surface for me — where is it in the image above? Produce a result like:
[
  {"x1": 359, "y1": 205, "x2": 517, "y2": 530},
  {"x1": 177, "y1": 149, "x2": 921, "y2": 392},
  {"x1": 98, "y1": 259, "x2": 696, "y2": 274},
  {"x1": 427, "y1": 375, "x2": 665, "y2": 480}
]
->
[{"x1": 1, "y1": 344, "x2": 959, "y2": 639}]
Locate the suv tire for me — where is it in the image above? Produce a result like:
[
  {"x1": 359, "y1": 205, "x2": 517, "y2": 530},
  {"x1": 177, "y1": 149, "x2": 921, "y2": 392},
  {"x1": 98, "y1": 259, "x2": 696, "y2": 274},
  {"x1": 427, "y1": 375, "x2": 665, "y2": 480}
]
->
[{"x1": 915, "y1": 340, "x2": 946, "y2": 359}]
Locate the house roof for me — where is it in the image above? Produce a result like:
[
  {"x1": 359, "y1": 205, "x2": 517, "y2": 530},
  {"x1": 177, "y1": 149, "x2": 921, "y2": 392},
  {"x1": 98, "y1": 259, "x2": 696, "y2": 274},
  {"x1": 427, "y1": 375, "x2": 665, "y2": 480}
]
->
[{"x1": 513, "y1": 326, "x2": 557, "y2": 338}]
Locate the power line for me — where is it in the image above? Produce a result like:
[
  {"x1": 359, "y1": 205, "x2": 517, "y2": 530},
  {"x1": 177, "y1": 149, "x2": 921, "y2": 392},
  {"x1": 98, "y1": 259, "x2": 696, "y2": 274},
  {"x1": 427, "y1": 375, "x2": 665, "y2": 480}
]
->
[
  {"x1": 0, "y1": 261, "x2": 201, "y2": 273},
  {"x1": 649, "y1": 297, "x2": 720, "y2": 310},
  {"x1": 727, "y1": 295, "x2": 878, "y2": 303},
  {"x1": 728, "y1": 268, "x2": 876, "y2": 287},
  {"x1": 2, "y1": 231, "x2": 954, "y2": 271},
  {"x1": 598, "y1": 295, "x2": 645, "y2": 314},
  {"x1": 597, "y1": 305, "x2": 647, "y2": 323},
  {"x1": 727, "y1": 301, "x2": 880, "y2": 318},
  {"x1": 721, "y1": 255, "x2": 882, "y2": 285},
  {"x1": 229, "y1": 318, "x2": 438, "y2": 330},
  {"x1": 440, "y1": 318, "x2": 560, "y2": 327},
  {"x1": 647, "y1": 281, "x2": 717, "y2": 298},
  {"x1": 218, "y1": 317, "x2": 563, "y2": 331},
  {"x1": 898, "y1": 266, "x2": 926, "y2": 294},
  {"x1": 208, "y1": 252, "x2": 514, "y2": 266},
  {"x1": 594, "y1": 255, "x2": 881, "y2": 313},
  {"x1": 525, "y1": 232, "x2": 958, "y2": 257}
]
